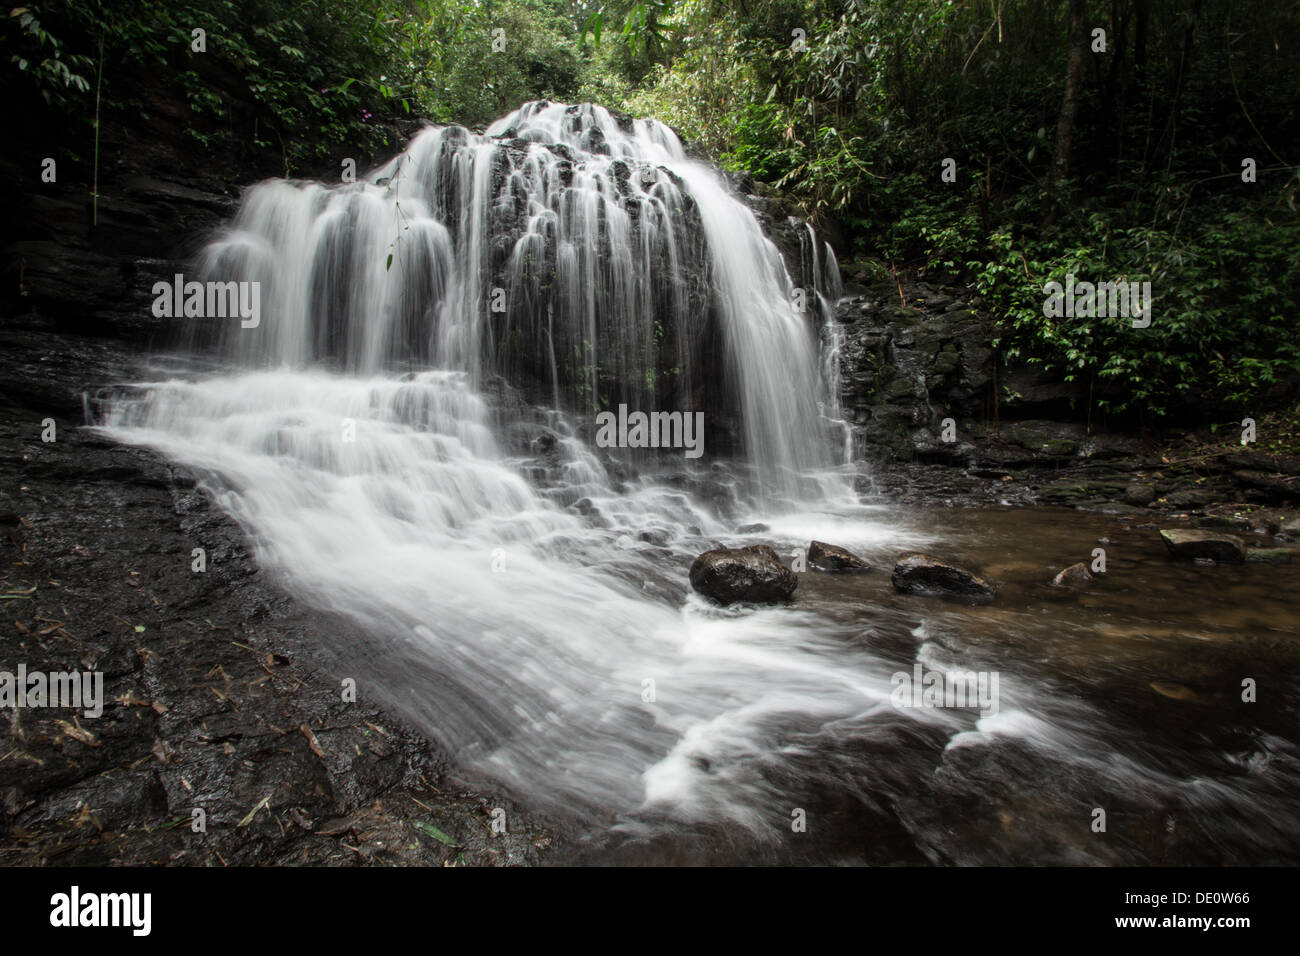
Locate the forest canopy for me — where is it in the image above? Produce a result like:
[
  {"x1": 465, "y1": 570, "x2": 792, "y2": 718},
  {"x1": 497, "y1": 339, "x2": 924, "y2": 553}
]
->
[{"x1": 7, "y1": 0, "x2": 1298, "y2": 417}]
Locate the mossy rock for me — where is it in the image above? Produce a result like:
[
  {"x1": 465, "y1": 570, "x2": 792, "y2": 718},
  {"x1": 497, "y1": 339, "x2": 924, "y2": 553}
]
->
[
  {"x1": 930, "y1": 345, "x2": 960, "y2": 376},
  {"x1": 1245, "y1": 548, "x2": 1295, "y2": 564},
  {"x1": 1040, "y1": 480, "x2": 1128, "y2": 503}
]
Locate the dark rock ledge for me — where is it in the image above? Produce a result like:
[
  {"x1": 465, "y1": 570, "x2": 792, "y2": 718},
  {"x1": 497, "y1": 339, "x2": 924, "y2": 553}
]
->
[{"x1": 0, "y1": 328, "x2": 553, "y2": 866}]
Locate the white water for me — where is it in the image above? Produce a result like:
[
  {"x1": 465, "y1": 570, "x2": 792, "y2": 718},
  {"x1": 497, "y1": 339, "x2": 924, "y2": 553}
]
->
[
  {"x1": 100, "y1": 366, "x2": 941, "y2": 830},
  {"x1": 98, "y1": 102, "x2": 963, "y2": 838}
]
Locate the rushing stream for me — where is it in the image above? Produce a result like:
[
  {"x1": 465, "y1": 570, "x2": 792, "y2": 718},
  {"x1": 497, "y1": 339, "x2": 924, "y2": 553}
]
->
[{"x1": 94, "y1": 102, "x2": 1300, "y2": 864}]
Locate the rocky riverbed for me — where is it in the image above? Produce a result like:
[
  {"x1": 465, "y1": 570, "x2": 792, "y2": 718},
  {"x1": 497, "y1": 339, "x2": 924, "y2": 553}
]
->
[
  {"x1": 5, "y1": 84, "x2": 1297, "y2": 865},
  {"x1": 0, "y1": 324, "x2": 555, "y2": 866}
]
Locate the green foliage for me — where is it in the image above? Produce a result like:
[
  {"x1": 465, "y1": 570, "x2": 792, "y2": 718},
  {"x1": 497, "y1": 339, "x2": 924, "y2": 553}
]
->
[
  {"x1": 4, "y1": 0, "x2": 588, "y2": 172},
  {"x1": 7, "y1": 0, "x2": 1297, "y2": 418},
  {"x1": 970, "y1": 197, "x2": 1300, "y2": 416},
  {"x1": 6, "y1": 5, "x2": 93, "y2": 106},
  {"x1": 612, "y1": 0, "x2": 1300, "y2": 418}
]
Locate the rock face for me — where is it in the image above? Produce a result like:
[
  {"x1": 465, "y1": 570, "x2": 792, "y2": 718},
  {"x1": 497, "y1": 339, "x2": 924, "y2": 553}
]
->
[
  {"x1": 689, "y1": 544, "x2": 797, "y2": 605},
  {"x1": 0, "y1": 331, "x2": 551, "y2": 866},
  {"x1": 1051, "y1": 562, "x2": 1094, "y2": 587},
  {"x1": 1159, "y1": 529, "x2": 1246, "y2": 564},
  {"x1": 830, "y1": 261, "x2": 1147, "y2": 469},
  {"x1": 890, "y1": 553, "x2": 995, "y2": 603},
  {"x1": 1123, "y1": 482, "x2": 1156, "y2": 506},
  {"x1": 808, "y1": 540, "x2": 871, "y2": 572}
]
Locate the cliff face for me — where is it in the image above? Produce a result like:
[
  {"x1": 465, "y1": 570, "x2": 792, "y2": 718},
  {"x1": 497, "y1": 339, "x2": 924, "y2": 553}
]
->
[
  {"x1": 831, "y1": 258, "x2": 1146, "y2": 467},
  {"x1": 1, "y1": 55, "x2": 426, "y2": 348}
]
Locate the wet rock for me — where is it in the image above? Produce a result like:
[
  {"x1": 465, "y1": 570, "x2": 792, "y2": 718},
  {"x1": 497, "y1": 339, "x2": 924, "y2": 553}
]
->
[
  {"x1": 689, "y1": 544, "x2": 797, "y2": 605},
  {"x1": 891, "y1": 553, "x2": 995, "y2": 603},
  {"x1": 1245, "y1": 547, "x2": 1295, "y2": 564},
  {"x1": 808, "y1": 540, "x2": 871, "y2": 572},
  {"x1": 1232, "y1": 470, "x2": 1300, "y2": 501},
  {"x1": 1165, "y1": 489, "x2": 1211, "y2": 510},
  {"x1": 735, "y1": 522, "x2": 770, "y2": 534},
  {"x1": 1051, "y1": 562, "x2": 1094, "y2": 588},
  {"x1": 1194, "y1": 514, "x2": 1252, "y2": 532},
  {"x1": 0, "y1": 331, "x2": 554, "y2": 866},
  {"x1": 1217, "y1": 451, "x2": 1300, "y2": 476},
  {"x1": 1000, "y1": 420, "x2": 1079, "y2": 458},
  {"x1": 930, "y1": 344, "x2": 960, "y2": 377},
  {"x1": 1123, "y1": 482, "x2": 1156, "y2": 506},
  {"x1": 1039, "y1": 479, "x2": 1129, "y2": 505},
  {"x1": 1159, "y1": 529, "x2": 1246, "y2": 564}
]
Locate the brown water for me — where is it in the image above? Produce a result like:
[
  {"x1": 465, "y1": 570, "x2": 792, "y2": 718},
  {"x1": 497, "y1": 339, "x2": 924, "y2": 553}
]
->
[
  {"x1": 101, "y1": 360, "x2": 1297, "y2": 864},
  {"x1": 572, "y1": 505, "x2": 1300, "y2": 865}
]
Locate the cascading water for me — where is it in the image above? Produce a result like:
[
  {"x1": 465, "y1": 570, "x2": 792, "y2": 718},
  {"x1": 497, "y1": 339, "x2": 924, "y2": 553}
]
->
[
  {"x1": 92, "y1": 102, "x2": 1300, "y2": 864},
  {"x1": 191, "y1": 101, "x2": 838, "y2": 499},
  {"x1": 100, "y1": 101, "x2": 897, "y2": 833}
]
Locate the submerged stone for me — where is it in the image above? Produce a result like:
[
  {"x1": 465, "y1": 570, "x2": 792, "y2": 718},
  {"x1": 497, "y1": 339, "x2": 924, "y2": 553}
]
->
[
  {"x1": 1245, "y1": 547, "x2": 1295, "y2": 564},
  {"x1": 1051, "y1": 562, "x2": 1093, "y2": 588},
  {"x1": 891, "y1": 553, "x2": 995, "y2": 603}
]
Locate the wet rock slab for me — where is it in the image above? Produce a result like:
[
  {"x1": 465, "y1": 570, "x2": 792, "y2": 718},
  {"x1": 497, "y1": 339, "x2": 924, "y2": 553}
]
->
[
  {"x1": 1159, "y1": 529, "x2": 1246, "y2": 564},
  {"x1": 0, "y1": 329, "x2": 554, "y2": 866},
  {"x1": 891, "y1": 553, "x2": 995, "y2": 604}
]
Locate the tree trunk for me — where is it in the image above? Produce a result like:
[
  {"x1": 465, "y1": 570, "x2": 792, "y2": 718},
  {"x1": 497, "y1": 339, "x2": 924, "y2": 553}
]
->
[{"x1": 1045, "y1": 0, "x2": 1088, "y2": 226}]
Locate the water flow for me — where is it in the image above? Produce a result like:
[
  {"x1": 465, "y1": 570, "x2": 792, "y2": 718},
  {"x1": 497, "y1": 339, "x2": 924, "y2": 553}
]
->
[
  {"x1": 101, "y1": 101, "x2": 906, "y2": 832},
  {"x1": 93, "y1": 100, "x2": 1300, "y2": 860},
  {"x1": 195, "y1": 101, "x2": 839, "y2": 497},
  {"x1": 99, "y1": 366, "x2": 917, "y2": 833}
]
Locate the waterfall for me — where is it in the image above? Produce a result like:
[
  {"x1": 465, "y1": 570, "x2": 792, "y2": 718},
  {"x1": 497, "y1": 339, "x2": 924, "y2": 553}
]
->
[
  {"x1": 98, "y1": 102, "x2": 912, "y2": 835},
  {"x1": 191, "y1": 101, "x2": 840, "y2": 497}
]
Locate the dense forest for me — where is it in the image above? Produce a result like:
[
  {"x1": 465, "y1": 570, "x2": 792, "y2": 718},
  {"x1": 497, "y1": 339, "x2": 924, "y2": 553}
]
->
[{"x1": 6, "y1": 0, "x2": 1299, "y2": 422}]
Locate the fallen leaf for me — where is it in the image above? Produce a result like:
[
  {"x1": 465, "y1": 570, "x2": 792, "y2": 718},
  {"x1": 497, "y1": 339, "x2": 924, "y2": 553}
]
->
[
  {"x1": 54, "y1": 719, "x2": 100, "y2": 747},
  {"x1": 299, "y1": 723, "x2": 325, "y2": 759},
  {"x1": 237, "y1": 794, "x2": 272, "y2": 827},
  {"x1": 1150, "y1": 681, "x2": 1198, "y2": 701},
  {"x1": 413, "y1": 820, "x2": 460, "y2": 846},
  {"x1": 151, "y1": 738, "x2": 175, "y2": 764}
]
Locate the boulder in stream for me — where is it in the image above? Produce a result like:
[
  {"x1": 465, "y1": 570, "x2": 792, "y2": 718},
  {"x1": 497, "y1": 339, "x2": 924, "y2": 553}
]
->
[
  {"x1": 689, "y1": 544, "x2": 797, "y2": 605},
  {"x1": 1051, "y1": 562, "x2": 1094, "y2": 588},
  {"x1": 1245, "y1": 547, "x2": 1295, "y2": 564},
  {"x1": 1159, "y1": 529, "x2": 1246, "y2": 563},
  {"x1": 808, "y1": 540, "x2": 871, "y2": 572},
  {"x1": 891, "y1": 553, "x2": 995, "y2": 603}
]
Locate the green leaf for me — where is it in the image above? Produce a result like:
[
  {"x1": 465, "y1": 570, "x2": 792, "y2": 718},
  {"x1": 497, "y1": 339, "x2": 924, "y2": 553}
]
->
[
  {"x1": 413, "y1": 820, "x2": 460, "y2": 846},
  {"x1": 385, "y1": 252, "x2": 393, "y2": 271}
]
